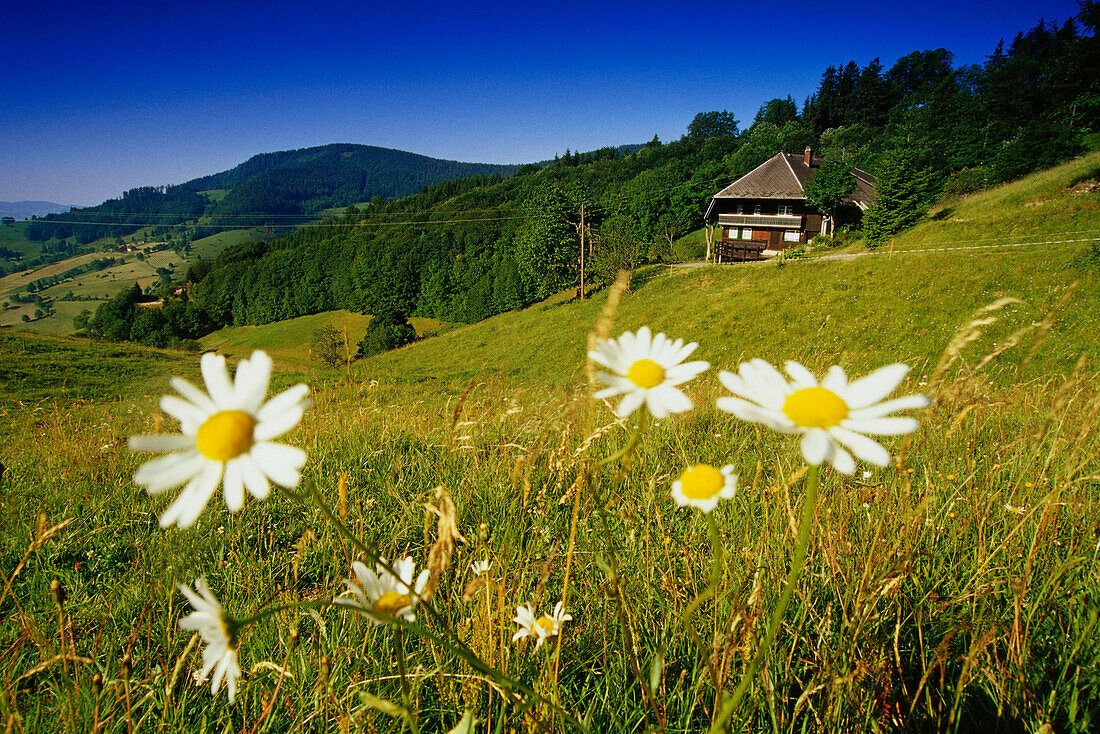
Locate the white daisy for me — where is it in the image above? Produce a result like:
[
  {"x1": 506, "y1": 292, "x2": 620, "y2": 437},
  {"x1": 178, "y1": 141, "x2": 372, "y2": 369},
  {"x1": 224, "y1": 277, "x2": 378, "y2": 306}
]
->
[
  {"x1": 178, "y1": 578, "x2": 241, "y2": 703},
  {"x1": 128, "y1": 351, "x2": 310, "y2": 529},
  {"x1": 512, "y1": 602, "x2": 571, "y2": 649},
  {"x1": 338, "y1": 557, "x2": 429, "y2": 625},
  {"x1": 470, "y1": 560, "x2": 492, "y2": 577},
  {"x1": 671, "y1": 464, "x2": 737, "y2": 513},
  {"x1": 588, "y1": 326, "x2": 709, "y2": 419},
  {"x1": 716, "y1": 360, "x2": 930, "y2": 474}
]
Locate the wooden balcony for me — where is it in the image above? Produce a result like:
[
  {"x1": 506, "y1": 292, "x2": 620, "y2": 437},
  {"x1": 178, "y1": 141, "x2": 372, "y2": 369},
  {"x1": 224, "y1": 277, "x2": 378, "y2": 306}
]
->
[
  {"x1": 715, "y1": 239, "x2": 766, "y2": 262},
  {"x1": 717, "y1": 213, "x2": 802, "y2": 229}
]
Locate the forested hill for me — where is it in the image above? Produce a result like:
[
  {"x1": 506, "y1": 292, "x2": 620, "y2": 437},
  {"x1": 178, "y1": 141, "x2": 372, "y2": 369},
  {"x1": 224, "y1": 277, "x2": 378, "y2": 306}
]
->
[
  {"x1": 81, "y1": 4, "x2": 1098, "y2": 348},
  {"x1": 25, "y1": 144, "x2": 519, "y2": 244}
]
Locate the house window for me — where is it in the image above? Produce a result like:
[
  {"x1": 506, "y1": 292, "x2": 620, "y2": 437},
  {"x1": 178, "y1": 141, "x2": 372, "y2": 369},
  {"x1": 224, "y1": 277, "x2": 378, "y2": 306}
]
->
[
  {"x1": 753, "y1": 204, "x2": 761, "y2": 215},
  {"x1": 741, "y1": 228, "x2": 753, "y2": 240},
  {"x1": 778, "y1": 204, "x2": 794, "y2": 216},
  {"x1": 783, "y1": 230, "x2": 800, "y2": 243},
  {"x1": 736, "y1": 204, "x2": 743, "y2": 214}
]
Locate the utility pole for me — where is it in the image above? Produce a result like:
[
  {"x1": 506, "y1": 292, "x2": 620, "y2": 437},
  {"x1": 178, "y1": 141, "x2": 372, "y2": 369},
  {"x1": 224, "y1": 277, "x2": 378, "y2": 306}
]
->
[{"x1": 578, "y1": 203, "x2": 586, "y2": 300}]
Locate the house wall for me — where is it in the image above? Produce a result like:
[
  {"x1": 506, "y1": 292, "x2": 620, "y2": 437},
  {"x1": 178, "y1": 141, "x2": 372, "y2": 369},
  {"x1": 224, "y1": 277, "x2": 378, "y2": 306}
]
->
[{"x1": 713, "y1": 197, "x2": 824, "y2": 251}]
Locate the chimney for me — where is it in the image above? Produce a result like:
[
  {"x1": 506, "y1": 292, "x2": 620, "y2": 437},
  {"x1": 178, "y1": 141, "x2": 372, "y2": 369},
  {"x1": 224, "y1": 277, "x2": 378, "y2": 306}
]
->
[{"x1": 804, "y1": 146, "x2": 813, "y2": 167}]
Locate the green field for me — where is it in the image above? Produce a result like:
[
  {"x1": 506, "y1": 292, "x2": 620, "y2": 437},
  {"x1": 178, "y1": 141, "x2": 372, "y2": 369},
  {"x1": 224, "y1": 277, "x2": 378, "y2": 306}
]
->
[
  {"x1": 190, "y1": 228, "x2": 271, "y2": 261},
  {"x1": 1, "y1": 155, "x2": 1099, "y2": 733},
  {"x1": 199, "y1": 311, "x2": 451, "y2": 370}
]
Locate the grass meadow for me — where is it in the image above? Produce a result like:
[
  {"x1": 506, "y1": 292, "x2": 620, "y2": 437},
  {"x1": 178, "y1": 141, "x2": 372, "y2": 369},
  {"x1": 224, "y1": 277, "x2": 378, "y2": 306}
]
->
[{"x1": 1, "y1": 158, "x2": 1099, "y2": 733}]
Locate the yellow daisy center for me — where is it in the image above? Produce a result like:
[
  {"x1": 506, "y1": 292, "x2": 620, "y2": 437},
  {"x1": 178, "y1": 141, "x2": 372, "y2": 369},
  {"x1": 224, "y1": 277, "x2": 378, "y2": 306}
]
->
[
  {"x1": 782, "y1": 387, "x2": 849, "y2": 429},
  {"x1": 373, "y1": 591, "x2": 412, "y2": 618},
  {"x1": 679, "y1": 464, "x2": 725, "y2": 500},
  {"x1": 196, "y1": 410, "x2": 256, "y2": 462},
  {"x1": 536, "y1": 616, "x2": 556, "y2": 631},
  {"x1": 627, "y1": 358, "x2": 665, "y2": 388}
]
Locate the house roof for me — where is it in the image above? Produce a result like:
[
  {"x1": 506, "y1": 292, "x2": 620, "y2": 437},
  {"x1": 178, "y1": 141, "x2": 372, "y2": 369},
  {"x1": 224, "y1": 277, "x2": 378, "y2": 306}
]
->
[{"x1": 705, "y1": 152, "x2": 877, "y2": 218}]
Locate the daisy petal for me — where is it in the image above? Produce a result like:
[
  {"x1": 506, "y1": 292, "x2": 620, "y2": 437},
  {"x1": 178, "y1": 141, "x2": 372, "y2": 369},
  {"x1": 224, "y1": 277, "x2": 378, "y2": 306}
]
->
[
  {"x1": 665, "y1": 360, "x2": 710, "y2": 385},
  {"x1": 647, "y1": 384, "x2": 692, "y2": 417},
  {"x1": 848, "y1": 394, "x2": 931, "y2": 420},
  {"x1": 255, "y1": 384, "x2": 310, "y2": 423},
  {"x1": 223, "y1": 459, "x2": 245, "y2": 512},
  {"x1": 129, "y1": 433, "x2": 195, "y2": 452},
  {"x1": 235, "y1": 351, "x2": 273, "y2": 413},
  {"x1": 169, "y1": 377, "x2": 217, "y2": 414},
  {"x1": 801, "y1": 429, "x2": 830, "y2": 465},
  {"x1": 250, "y1": 442, "x2": 306, "y2": 487},
  {"x1": 254, "y1": 404, "x2": 305, "y2": 441},
  {"x1": 201, "y1": 353, "x2": 237, "y2": 408},
  {"x1": 615, "y1": 390, "x2": 646, "y2": 418},
  {"x1": 160, "y1": 396, "x2": 209, "y2": 428},
  {"x1": 842, "y1": 364, "x2": 910, "y2": 409},
  {"x1": 237, "y1": 454, "x2": 271, "y2": 500},
  {"x1": 821, "y1": 365, "x2": 848, "y2": 393},
  {"x1": 134, "y1": 451, "x2": 206, "y2": 494},
  {"x1": 828, "y1": 444, "x2": 857, "y2": 474},
  {"x1": 160, "y1": 461, "x2": 222, "y2": 529},
  {"x1": 830, "y1": 427, "x2": 891, "y2": 467},
  {"x1": 783, "y1": 361, "x2": 818, "y2": 389}
]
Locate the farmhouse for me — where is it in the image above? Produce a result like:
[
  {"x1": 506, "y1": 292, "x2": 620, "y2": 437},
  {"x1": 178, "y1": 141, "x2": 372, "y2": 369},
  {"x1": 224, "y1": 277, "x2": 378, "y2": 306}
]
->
[{"x1": 705, "y1": 148, "x2": 876, "y2": 261}]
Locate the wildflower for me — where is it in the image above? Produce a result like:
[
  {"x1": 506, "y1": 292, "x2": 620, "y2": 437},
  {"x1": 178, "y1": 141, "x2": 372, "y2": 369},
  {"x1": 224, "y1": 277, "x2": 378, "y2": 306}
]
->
[
  {"x1": 1005, "y1": 503, "x2": 1026, "y2": 515},
  {"x1": 588, "y1": 326, "x2": 709, "y2": 418},
  {"x1": 670, "y1": 464, "x2": 737, "y2": 513},
  {"x1": 178, "y1": 578, "x2": 240, "y2": 703},
  {"x1": 338, "y1": 557, "x2": 429, "y2": 625},
  {"x1": 470, "y1": 560, "x2": 492, "y2": 577},
  {"x1": 512, "y1": 602, "x2": 571, "y2": 649},
  {"x1": 129, "y1": 351, "x2": 309, "y2": 529},
  {"x1": 717, "y1": 360, "x2": 929, "y2": 474}
]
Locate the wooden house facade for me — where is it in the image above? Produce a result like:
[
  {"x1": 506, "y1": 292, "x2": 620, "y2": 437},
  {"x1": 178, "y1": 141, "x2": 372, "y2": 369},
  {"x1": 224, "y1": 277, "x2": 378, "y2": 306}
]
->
[{"x1": 704, "y1": 148, "x2": 876, "y2": 262}]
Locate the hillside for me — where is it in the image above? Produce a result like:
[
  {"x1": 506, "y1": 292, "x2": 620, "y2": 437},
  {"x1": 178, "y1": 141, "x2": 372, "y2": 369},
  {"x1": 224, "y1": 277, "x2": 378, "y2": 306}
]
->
[
  {"x1": 0, "y1": 201, "x2": 75, "y2": 219},
  {"x1": 23, "y1": 144, "x2": 520, "y2": 245},
  {"x1": 192, "y1": 151, "x2": 1100, "y2": 389}
]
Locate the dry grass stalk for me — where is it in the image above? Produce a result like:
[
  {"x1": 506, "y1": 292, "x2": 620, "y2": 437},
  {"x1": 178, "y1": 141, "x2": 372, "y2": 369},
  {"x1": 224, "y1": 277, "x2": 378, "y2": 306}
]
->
[
  {"x1": 0, "y1": 516, "x2": 74, "y2": 609},
  {"x1": 929, "y1": 297, "x2": 1023, "y2": 392},
  {"x1": 423, "y1": 485, "x2": 466, "y2": 602},
  {"x1": 1035, "y1": 353, "x2": 1088, "y2": 475},
  {"x1": 1023, "y1": 280, "x2": 1078, "y2": 366},
  {"x1": 450, "y1": 375, "x2": 479, "y2": 447},
  {"x1": 337, "y1": 472, "x2": 348, "y2": 519},
  {"x1": 585, "y1": 270, "x2": 631, "y2": 390}
]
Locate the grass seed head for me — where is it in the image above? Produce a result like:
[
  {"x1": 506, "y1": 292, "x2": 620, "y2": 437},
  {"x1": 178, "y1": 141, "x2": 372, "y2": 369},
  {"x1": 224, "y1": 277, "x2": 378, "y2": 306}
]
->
[{"x1": 423, "y1": 485, "x2": 466, "y2": 602}]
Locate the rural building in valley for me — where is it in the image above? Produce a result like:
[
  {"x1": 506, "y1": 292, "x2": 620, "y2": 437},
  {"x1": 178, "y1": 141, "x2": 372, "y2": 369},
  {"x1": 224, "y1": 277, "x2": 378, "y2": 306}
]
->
[{"x1": 705, "y1": 148, "x2": 876, "y2": 261}]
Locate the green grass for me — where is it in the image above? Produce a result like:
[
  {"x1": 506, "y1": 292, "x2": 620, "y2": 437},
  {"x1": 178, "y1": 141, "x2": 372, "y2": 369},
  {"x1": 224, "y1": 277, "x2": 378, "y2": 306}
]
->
[
  {"x1": 190, "y1": 228, "x2": 279, "y2": 261},
  {"x1": 884, "y1": 150, "x2": 1100, "y2": 253},
  {"x1": 199, "y1": 311, "x2": 451, "y2": 370},
  {"x1": 0, "y1": 221, "x2": 46, "y2": 258},
  {"x1": 0, "y1": 330, "x2": 192, "y2": 405},
  {"x1": 199, "y1": 189, "x2": 229, "y2": 203},
  {"x1": 1, "y1": 154, "x2": 1099, "y2": 733}
]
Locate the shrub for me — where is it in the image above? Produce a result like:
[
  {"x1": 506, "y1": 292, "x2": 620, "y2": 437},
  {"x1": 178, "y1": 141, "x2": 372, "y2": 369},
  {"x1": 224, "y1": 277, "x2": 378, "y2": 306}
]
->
[
  {"x1": 356, "y1": 309, "x2": 416, "y2": 358},
  {"x1": 942, "y1": 166, "x2": 989, "y2": 199},
  {"x1": 311, "y1": 326, "x2": 345, "y2": 367}
]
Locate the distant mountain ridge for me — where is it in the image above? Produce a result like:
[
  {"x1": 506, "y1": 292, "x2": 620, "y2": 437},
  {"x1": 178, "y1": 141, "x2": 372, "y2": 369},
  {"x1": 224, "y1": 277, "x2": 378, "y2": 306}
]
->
[
  {"x1": 0, "y1": 201, "x2": 77, "y2": 219},
  {"x1": 25, "y1": 144, "x2": 521, "y2": 243}
]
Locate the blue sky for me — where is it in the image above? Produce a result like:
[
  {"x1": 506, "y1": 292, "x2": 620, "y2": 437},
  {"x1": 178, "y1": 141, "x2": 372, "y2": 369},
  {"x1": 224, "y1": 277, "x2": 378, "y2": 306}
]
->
[{"x1": 0, "y1": 0, "x2": 1083, "y2": 205}]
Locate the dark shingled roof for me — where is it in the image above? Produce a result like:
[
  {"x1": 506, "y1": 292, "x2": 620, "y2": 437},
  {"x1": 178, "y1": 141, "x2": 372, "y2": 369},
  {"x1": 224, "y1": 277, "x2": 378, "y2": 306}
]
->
[{"x1": 706, "y1": 153, "x2": 877, "y2": 217}]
